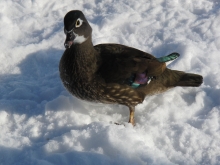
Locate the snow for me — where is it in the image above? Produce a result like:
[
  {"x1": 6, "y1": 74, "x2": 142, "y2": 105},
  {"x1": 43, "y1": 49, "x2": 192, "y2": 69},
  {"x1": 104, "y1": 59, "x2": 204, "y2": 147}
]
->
[{"x1": 0, "y1": 0, "x2": 220, "y2": 164}]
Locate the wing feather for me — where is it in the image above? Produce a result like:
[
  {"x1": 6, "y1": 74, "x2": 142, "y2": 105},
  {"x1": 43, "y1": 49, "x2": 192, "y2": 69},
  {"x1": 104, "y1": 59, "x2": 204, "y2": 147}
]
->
[{"x1": 94, "y1": 44, "x2": 166, "y2": 84}]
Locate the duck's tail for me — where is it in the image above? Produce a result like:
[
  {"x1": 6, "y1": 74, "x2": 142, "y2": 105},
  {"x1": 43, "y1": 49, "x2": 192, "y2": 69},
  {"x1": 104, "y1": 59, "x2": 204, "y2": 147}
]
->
[
  {"x1": 156, "y1": 53, "x2": 203, "y2": 87},
  {"x1": 155, "y1": 68, "x2": 203, "y2": 88},
  {"x1": 175, "y1": 73, "x2": 203, "y2": 87}
]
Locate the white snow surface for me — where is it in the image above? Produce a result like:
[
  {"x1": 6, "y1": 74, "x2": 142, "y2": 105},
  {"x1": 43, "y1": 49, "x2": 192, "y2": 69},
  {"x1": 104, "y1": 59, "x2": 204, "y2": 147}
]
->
[{"x1": 0, "y1": 0, "x2": 220, "y2": 165}]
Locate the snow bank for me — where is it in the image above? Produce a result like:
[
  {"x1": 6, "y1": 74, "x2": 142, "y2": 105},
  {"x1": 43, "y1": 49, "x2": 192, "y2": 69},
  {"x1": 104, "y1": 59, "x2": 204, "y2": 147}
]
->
[{"x1": 0, "y1": 0, "x2": 220, "y2": 165}]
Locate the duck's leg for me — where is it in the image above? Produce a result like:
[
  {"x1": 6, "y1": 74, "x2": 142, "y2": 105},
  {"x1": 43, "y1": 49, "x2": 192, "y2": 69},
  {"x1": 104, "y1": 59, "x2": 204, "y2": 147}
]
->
[{"x1": 128, "y1": 106, "x2": 135, "y2": 126}]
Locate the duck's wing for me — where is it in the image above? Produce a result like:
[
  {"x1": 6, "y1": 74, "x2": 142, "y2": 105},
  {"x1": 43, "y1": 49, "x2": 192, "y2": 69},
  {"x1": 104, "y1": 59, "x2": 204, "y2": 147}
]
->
[{"x1": 94, "y1": 44, "x2": 167, "y2": 84}]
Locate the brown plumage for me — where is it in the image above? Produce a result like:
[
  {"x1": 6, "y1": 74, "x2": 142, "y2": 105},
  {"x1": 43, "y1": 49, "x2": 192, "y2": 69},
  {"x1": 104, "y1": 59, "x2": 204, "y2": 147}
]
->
[{"x1": 59, "y1": 10, "x2": 203, "y2": 126}]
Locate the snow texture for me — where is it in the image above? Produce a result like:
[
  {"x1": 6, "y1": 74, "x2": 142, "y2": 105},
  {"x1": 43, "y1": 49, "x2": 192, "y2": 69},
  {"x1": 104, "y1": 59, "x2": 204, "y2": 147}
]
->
[{"x1": 0, "y1": 0, "x2": 220, "y2": 165}]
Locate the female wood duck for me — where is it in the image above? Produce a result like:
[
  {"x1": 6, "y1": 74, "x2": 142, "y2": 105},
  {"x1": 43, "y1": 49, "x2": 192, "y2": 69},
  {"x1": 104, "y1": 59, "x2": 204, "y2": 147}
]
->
[{"x1": 59, "y1": 10, "x2": 203, "y2": 126}]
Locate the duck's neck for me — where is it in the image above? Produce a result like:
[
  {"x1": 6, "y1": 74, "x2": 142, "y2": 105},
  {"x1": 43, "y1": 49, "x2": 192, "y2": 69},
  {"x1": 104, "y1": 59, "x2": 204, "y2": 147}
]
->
[
  {"x1": 73, "y1": 36, "x2": 94, "y2": 54},
  {"x1": 69, "y1": 36, "x2": 98, "y2": 80}
]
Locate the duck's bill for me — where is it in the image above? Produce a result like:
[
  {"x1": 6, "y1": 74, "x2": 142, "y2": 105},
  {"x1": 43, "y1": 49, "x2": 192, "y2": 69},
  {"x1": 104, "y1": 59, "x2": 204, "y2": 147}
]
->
[
  {"x1": 64, "y1": 32, "x2": 75, "y2": 48},
  {"x1": 64, "y1": 40, "x2": 74, "y2": 48}
]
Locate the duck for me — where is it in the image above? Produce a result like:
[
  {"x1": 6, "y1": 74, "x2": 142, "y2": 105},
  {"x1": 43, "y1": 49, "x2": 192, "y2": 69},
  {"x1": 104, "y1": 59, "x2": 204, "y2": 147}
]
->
[{"x1": 59, "y1": 10, "x2": 203, "y2": 126}]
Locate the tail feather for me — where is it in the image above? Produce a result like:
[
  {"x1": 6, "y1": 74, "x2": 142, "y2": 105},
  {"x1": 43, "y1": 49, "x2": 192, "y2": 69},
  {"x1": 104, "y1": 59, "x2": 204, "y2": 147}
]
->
[
  {"x1": 142, "y1": 69, "x2": 203, "y2": 96},
  {"x1": 175, "y1": 73, "x2": 203, "y2": 87}
]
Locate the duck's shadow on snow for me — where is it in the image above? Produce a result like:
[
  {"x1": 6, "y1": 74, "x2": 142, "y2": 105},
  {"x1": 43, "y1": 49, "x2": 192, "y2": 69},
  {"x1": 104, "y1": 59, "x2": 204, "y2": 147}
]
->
[{"x1": 0, "y1": 48, "x2": 70, "y2": 116}]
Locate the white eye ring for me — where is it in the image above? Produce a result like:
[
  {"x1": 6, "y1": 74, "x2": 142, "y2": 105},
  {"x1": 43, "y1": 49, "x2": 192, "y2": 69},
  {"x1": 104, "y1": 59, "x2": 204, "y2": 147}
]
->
[{"x1": 75, "y1": 18, "x2": 83, "y2": 28}]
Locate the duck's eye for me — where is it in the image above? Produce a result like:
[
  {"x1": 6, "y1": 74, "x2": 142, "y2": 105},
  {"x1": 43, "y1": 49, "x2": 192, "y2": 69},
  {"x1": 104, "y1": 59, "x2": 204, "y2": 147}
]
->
[{"x1": 75, "y1": 19, "x2": 82, "y2": 28}]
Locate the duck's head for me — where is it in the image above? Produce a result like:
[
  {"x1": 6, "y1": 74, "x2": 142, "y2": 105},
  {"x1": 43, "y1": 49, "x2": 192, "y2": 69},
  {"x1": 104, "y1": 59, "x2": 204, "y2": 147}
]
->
[{"x1": 64, "y1": 10, "x2": 92, "y2": 48}]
